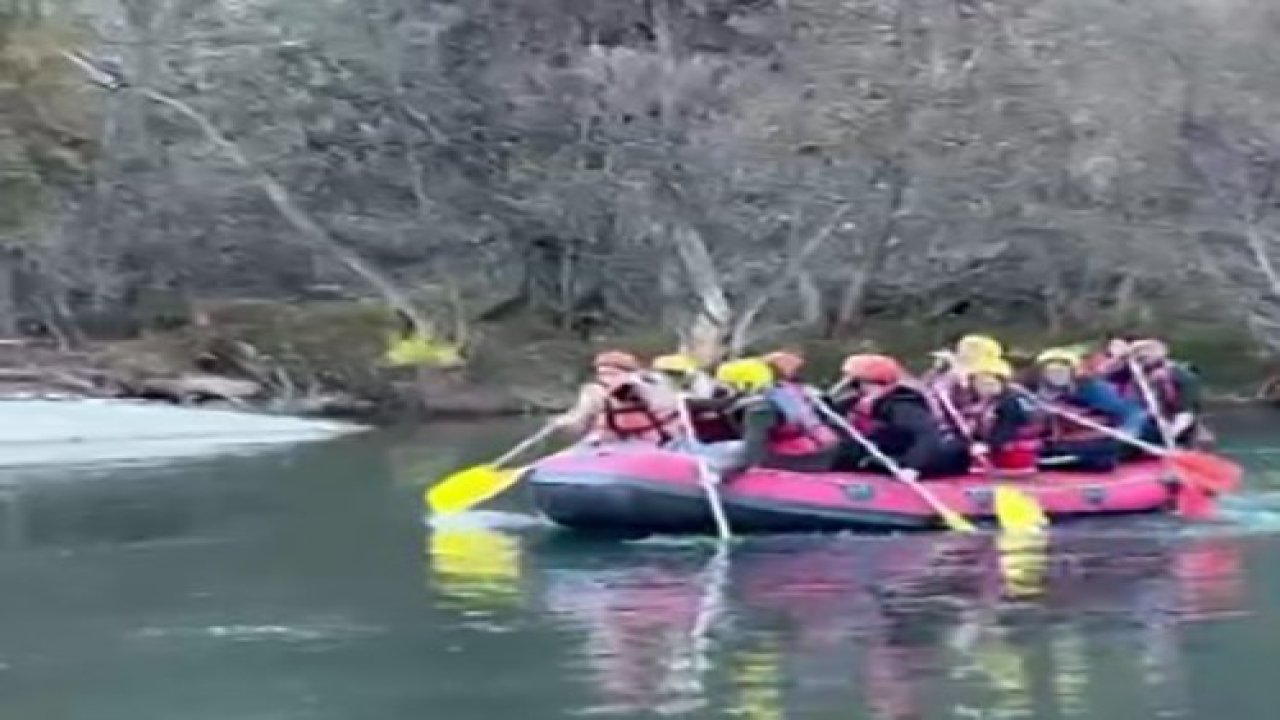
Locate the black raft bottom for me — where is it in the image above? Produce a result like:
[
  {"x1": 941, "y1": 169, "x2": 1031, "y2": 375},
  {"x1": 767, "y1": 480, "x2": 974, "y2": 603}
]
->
[{"x1": 530, "y1": 474, "x2": 932, "y2": 535}]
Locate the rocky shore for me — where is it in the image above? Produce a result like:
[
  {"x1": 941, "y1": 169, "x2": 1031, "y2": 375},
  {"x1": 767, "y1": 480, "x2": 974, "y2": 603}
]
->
[{"x1": 1, "y1": 302, "x2": 1273, "y2": 424}]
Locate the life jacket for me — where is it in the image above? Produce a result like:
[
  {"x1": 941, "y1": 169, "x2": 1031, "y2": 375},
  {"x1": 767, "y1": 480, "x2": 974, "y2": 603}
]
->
[
  {"x1": 856, "y1": 380, "x2": 959, "y2": 442},
  {"x1": 1112, "y1": 361, "x2": 1182, "y2": 414},
  {"x1": 849, "y1": 383, "x2": 934, "y2": 437},
  {"x1": 763, "y1": 382, "x2": 839, "y2": 456},
  {"x1": 1036, "y1": 385, "x2": 1115, "y2": 443},
  {"x1": 689, "y1": 399, "x2": 737, "y2": 443},
  {"x1": 593, "y1": 383, "x2": 682, "y2": 445},
  {"x1": 960, "y1": 393, "x2": 1041, "y2": 470},
  {"x1": 919, "y1": 375, "x2": 968, "y2": 440},
  {"x1": 961, "y1": 395, "x2": 1040, "y2": 447}
]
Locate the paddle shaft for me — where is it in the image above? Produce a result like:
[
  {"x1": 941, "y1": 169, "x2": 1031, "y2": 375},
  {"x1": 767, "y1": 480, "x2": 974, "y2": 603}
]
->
[
  {"x1": 1014, "y1": 386, "x2": 1168, "y2": 457},
  {"x1": 493, "y1": 423, "x2": 559, "y2": 468},
  {"x1": 1128, "y1": 358, "x2": 1176, "y2": 449},
  {"x1": 928, "y1": 379, "x2": 1002, "y2": 473},
  {"x1": 676, "y1": 396, "x2": 733, "y2": 540},
  {"x1": 811, "y1": 400, "x2": 972, "y2": 526},
  {"x1": 1126, "y1": 360, "x2": 1219, "y2": 516},
  {"x1": 931, "y1": 379, "x2": 974, "y2": 441}
]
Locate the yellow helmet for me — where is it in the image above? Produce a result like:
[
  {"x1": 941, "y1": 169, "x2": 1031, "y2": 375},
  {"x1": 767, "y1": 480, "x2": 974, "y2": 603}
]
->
[
  {"x1": 969, "y1": 357, "x2": 1013, "y2": 381},
  {"x1": 652, "y1": 353, "x2": 700, "y2": 375},
  {"x1": 957, "y1": 334, "x2": 1003, "y2": 361},
  {"x1": 1035, "y1": 348, "x2": 1081, "y2": 370},
  {"x1": 715, "y1": 358, "x2": 774, "y2": 394}
]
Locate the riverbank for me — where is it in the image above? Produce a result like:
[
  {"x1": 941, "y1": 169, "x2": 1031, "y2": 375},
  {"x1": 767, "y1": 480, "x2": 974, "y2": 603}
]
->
[{"x1": 2, "y1": 301, "x2": 1275, "y2": 422}]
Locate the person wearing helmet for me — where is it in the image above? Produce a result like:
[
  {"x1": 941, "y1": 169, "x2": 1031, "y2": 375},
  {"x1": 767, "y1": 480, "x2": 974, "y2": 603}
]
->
[
  {"x1": 925, "y1": 334, "x2": 1003, "y2": 377},
  {"x1": 762, "y1": 350, "x2": 806, "y2": 384},
  {"x1": 710, "y1": 358, "x2": 839, "y2": 475},
  {"x1": 1029, "y1": 348, "x2": 1146, "y2": 471},
  {"x1": 651, "y1": 353, "x2": 718, "y2": 399},
  {"x1": 552, "y1": 350, "x2": 685, "y2": 446},
  {"x1": 957, "y1": 357, "x2": 1040, "y2": 473},
  {"x1": 920, "y1": 334, "x2": 1003, "y2": 436},
  {"x1": 957, "y1": 335, "x2": 1004, "y2": 365},
  {"x1": 651, "y1": 353, "x2": 736, "y2": 443},
  {"x1": 831, "y1": 354, "x2": 970, "y2": 480}
]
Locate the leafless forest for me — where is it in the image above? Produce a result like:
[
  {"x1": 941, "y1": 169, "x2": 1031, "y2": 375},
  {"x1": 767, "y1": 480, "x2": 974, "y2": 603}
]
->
[{"x1": 5, "y1": 0, "x2": 1280, "y2": 365}]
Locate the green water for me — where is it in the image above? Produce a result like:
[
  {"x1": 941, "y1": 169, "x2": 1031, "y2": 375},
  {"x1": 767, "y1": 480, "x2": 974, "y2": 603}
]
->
[{"x1": 1, "y1": 411, "x2": 1279, "y2": 719}]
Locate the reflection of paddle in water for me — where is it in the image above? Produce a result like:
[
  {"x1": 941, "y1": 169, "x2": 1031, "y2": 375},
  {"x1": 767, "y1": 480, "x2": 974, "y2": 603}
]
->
[
  {"x1": 658, "y1": 543, "x2": 732, "y2": 713},
  {"x1": 425, "y1": 522, "x2": 523, "y2": 611}
]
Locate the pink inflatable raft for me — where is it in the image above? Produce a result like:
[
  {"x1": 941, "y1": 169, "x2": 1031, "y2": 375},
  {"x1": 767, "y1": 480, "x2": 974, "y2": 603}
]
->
[{"x1": 529, "y1": 444, "x2": 1177, "y2": 533}]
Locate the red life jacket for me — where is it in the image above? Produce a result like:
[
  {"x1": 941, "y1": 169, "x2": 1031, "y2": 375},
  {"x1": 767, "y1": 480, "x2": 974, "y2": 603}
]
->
[
  {"x1": 960, "y1": 394, "x2": 1041, "y2": 470},
  {"x1": 593, "y1": 384, "x2": 682, "y2": 445},
  {"x1": 919, "y1": 376, "x2": 968, "y2": 440},
  {"x1": 850, "y1": 391, "x2": 882, "y2": 436},
  {"x1": 762, "y1": 383, "x2": 839, "y2": 456},
  {"x1": 848, "y1": 383, "x2": 935, "y2": 437},
  {"x1": 849, "y1": 379, "x2": 952, "y2": 440},
  {"x1": 961, "y1": 396, "x2": 1041, "y2": 447}
]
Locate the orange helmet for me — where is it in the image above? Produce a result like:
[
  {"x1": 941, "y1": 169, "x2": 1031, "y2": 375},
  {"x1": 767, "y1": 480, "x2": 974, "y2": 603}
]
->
[
  {"x1": 840, "y1": 354, "x2": 904, "y2": 385},
  {"x1": 763, "y1": 351, "x2": 804, "y2": 380},
  {"x1": 592, "y1": 350, "x2": 640, "y2": 372}
]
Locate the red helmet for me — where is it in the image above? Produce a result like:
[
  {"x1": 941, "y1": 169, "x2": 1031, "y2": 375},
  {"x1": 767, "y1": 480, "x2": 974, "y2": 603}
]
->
[
  {"x1": 593, "y1": 350, "x2": 640, "y2": 371},
  {"x1": 763, "y1": 351, "x2": 804, "y2": 380},
  {"x1": 840, "y1": 354, "x2": 904, "y2": 385}
]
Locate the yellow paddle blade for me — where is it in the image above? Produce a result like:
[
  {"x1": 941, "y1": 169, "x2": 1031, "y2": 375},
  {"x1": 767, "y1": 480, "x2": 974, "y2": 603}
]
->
[
  {"x1": 994, "y1": 486, "x2": 1049, "y2": 535},
  {"x1": 425, "y1": 464, "x2": 523, "y2": 516},
  {"x1": 940, "y1": 507, "x2": 979, "y2": 533}
]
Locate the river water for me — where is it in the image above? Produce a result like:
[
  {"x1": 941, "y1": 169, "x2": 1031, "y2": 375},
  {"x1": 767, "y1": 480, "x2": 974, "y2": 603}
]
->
[{"x1": 1, "y1": 410, "x2": 1279, "y2": 719}]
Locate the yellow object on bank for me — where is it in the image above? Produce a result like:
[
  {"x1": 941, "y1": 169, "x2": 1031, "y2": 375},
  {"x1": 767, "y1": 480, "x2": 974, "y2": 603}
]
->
[{"x1": 385, "y1": 332, "x2": 463, "y2": 368}]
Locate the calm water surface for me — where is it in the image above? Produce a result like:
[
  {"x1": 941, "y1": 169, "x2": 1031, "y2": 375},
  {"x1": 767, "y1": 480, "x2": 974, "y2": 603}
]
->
[{"x1": 1, "y1": 410, "x2": 1279, "y2": 719}]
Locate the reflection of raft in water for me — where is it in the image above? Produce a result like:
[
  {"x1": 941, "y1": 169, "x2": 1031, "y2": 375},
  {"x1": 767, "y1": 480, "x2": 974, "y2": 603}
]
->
[
  {"x1": 529, "y1": 445, "x2": 1176, "y2": 534},
  {"x1": 511, "y1": 533, "x2": 1245, "y2": 718}
]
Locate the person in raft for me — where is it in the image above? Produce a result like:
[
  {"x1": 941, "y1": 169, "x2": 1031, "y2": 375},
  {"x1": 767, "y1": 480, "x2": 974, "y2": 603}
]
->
[
  {"x1": 706, "y1": 357, "x2": 840, "y2": 476},
  {"x1": 1105, "y1": 339, "x2": 1207, "y2": 448},
  {"x1": 956, "y1": 357, "x2": 1040, "y2": 474},
  {"x1": 1027, "y1": 348, "x2": 1147, "y2": 471},
  {"x1": 1082, "y1": 331, "x2": 1140, "y2": 378},
  {"x1": 651, "y1": 353, "x2": 719, "y2": 399},
  {"x1": 920, "y1": 334, "x2": 1003, "y2": 430},
  {"x1": 762, "y1": 350, "x2": 808, "y2": 387},
  {"x1": 830, "y1": 354, "x2": 971, "y2": 480},
  {"x1": 650, "y1": 353, "x2": 738, "y2": 443},
  {"x1": 552, "y1": 350, "x2": 686, "y2": 446}
]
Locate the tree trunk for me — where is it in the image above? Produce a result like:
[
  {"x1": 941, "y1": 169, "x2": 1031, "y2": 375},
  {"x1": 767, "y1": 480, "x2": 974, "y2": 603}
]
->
[
  {"x1": 833, "y1": 164, "x2": 905, "y2": 333},
  {"x1": 728, "y1": 205, "x2": 849, "y2": 353},
  {"x1": 1110, "y1": 272, "x2": 1139, "y2": 326},
  {"x1": 139, "y1": 89, "x2": 438, "y2": 342},
  {"x1": 670, "y1": 224, "x2": 731, "y2": 365},
  {"x1": 795, "y1": 271, "x2": 823, "y2": 330},
  {"x1": 0, "y1": 252, "x2": 16, "y2": 337}
]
